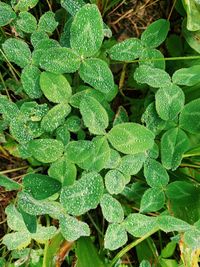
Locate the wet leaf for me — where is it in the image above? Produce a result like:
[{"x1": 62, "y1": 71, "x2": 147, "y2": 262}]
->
[
  {"x1": 28, "y1": 138, "x2": 64, "y2": 163},
  {"x1": 109, "y1": 38, "x2": 142, "y2": 61},
  {"x1": 70, "y1": 4, "x2": 104, "y2": 57},
  {"x1": 61, "y1": 0, "x2": 85, "y2": 16},
  {"x1": 124, "y1": 213, "x2": 158, "y2": 237},
  {"x1": 59, "y1": 214, "x2": 90, "y2": 241},
  {"x1": 17, "y1": 11, "x2": 37, "y2": 33},
  {"x1": 39, "y1": 47, "x2": 81, "y2": 74},
  {"x1": 2, "y1": 38, "x2": 31, "y2": 68},
  {"x1": 23, "y1": 173, "x2": 61, "y2": 200},
  {"x1": 179, "y1": 98, "x2": 200, "y2": 134},
  {"x1": 140, "y1": 188, "x2": 165, "y2": 213},
  {"x1": 79, "y1": 58, "x2": 115, "y2": 101},
  {"x1": 100, "y1": 194, "x2": 124, "y2": 223},
  {"x1": 155, "y1": 84, "x2": 185, "y2": 121},
  {"x1": 107, "y1": 123, "x2": 155, "y2": 155},
  {"x1": 14, "y1": 0, "x2": 39, "y2": 11},
  {"x1": 117, "y1": 153, "x2": 146, "y2": 176},
  {"x1": 60, "y1": 171, "x2": 104, "y2": 216},
  {"x1": 41, "y1": 103, "x2": 71, "y2": 132},
  {"x1": 184, "y1": 229, "x2": 200, "y2": 249},
  {"x1": 21, "y1": 65, "x2": 42, "y2": 99},
  {"x1": 104, "y1": 224, "x2": 127, "y2": 250},
  {"x1": 161, "y1": 128, "x2": 189, "y2": 170},
  {"x1": 80, "y1": 96, "x2": 109, "y2": 135},
  {"x1": 172, "y1": 65, "x2": 200, "y2": 86},
  {"x1": 144, "y1": 159, "x2": 169, "y2": 188},
  {"x1": 141, "y1": 19, "x2": 170, "y2": 48},
  {"x1": 38, "y1": 11, "x2": 58, "y2": 33},
  {"x1": 139, "y1": 48, "x2": 165, "y2": 69},
  {"x1": 157, "y1": 215, "x2": 191, "y2": 232},
  {"x1": 0, "y1": 2, "x2": 16, "y2": 26},
  {"x1": 105, "y1": 169, "x2": 126, "y2": 195},
  {"x1": 134, "y1": 66, "x2": 171, "y2": 88},
  {"x1": 48, "y1": 156, "x2": 77, "y2": 186},
  {"x1": 0, "y1": 174, "x2": 21, "y2": 191}
]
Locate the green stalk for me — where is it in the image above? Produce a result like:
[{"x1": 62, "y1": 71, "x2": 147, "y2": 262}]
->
[
  {"x1": 109, "y1": 228, "x2": 159, "y2": 267},
  {"x1": 111, "y1": 55, "x2": 200, "y2": 65}
]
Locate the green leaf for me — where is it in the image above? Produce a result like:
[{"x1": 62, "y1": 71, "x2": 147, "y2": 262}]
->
[
  {"x1": 0, "y1": 2, "x2": 16, "y2": 26},
  {"x1": 183, "y1": 0, "x2": 200, "y2": 31},
  {"x1": 31, "y1": 225, "x2": 57, "y2": 244},
  {"x1": 48, "y1": 156, "x2": 77, "y2": 186},
  {"x1": 113, "y1": 106, "x2": 129, "y2": 126},
  {"x1": 40, "y1": 71, "x2": 72, "y2": 103},
  {"x1": 18, "y1": 192, "x2": 63, "y2": 218},
  {"x1": 65, "y1": 116, "x2": 81, "y2": 132},
  {"x1": 2, "y1": 38, "x2": 31, "y2": 68},
  {"x1": 21, "y1": 65, "x2": 42, "y2": 99},
  {"x1": 5, "y1": 204, "x2": 26, "y2": 232},
  {"x1": 134, "y1": 66, "x2": 171, "y2": 88},
  {"x1": 31, "y1": 31, "x2": 49, "y2": 47},
  {"x1": 32, "y1": 39, "x2": 60, "y2": 66},
  {"x1": 61, "y1": 0, "x2": 85, "y2": 16},
  {"x1": 182, "y1": 19, "x2": 200, "y2": 53},
  {"x1": 117, "y1": 153, "x2": 146, "y2": 176},
  {"x1": 91, "y1": 136, "x2": 111, "y2": 171},
  {"x1": 157, "y1": 215, "x2": 191, "y2": 232},
  {"x1": 80, "y1": 96, "x2": 109, "y2": 135},
  {"x1": 139, "y1": 260, "x2": 151, "y2": 267},
  {"x1": 141, "y1": 19, "x2": 170, "y2": 48},
  {"x1": 124, "y1": 213, "x2": 158, "y2": 237},
  {"x1": 60, "y1": 171, "x2": 104, "y2": 216},
  {"x1": 144, "y1": 159, "x2": 169, "y2": 188},
  {"x1": 0, "y1": 96, "x2": 19, "y2": 122},
  {"x1": 0, "y1": 174, "x2": 21, "y2": 191},
  {"x1": 172, "y1": 65, "x2": 200, "y2": 86},
  {"x1": 28, "y1": 139, "x2": 64, "y2": 163},
  {"x1": 16, "y1": 11, "x2": 37, "y2": 33},
  {"x1": 39, "y1": 47, "x2": 81, "y2": 74},
  {"x1": 161, "y1": 241, "x2": 177, "y2": 258},
  {"x1": 14, "y1": 0, "x2": 39, "y2": 11},
  {"x1": 109, "y1": 38, "x2": 142, "y2": 61},
  {"x1": 10, "y1": 113, "x2": 42, "y2": 143},
  {"x1": 184, "y1": 229, "x2": 200, "y2": 249},
  {"x1": 179, "y1": 99, "x2": 200, "y2": 134},
  {"x1": 139, "y1": 48, "x2": 165, "y2": 69},
  {"x1": 155, "y1": 84, "x2": 185, "y2": 121},
  {"x1": 79, "y1": 58, "x2": 115, "y2": 101},
  {"x1": 140, "y1": 188, "x2": 165, "y2": 213},
  {"x1": 3, "y1": 232, "x2": 31, "y2": 250},
  {"x1": 76, "y1": 237, "x2": 105, "y2": 267},
  {"x1": 41, "y1": 103, "x2": 71, "y2": 132},
  {"x1": 65, "y1": 140, "x2": 95, "y2": 164},
  {"x1": 38, "y1": 11, "x2": 58, "y2": 33},
  {"x1": 104, "y1": 223, "x2": 128, "y2": 251},
  {"x1": 100, "y1": 194, "x2": 124, "y2": 223},
  {"x1": 70, "y1": 4, "x2": 104, "y2": 57},
  {"x1": 142, "y1": 102, "x2": 166, "y2": 134},
  {"x1": 59, "y1": 214, "x2": 90, "y2": 241},
  {"x1": 56, "y1": 124, "x2": 71, "y2": 146},
  {"x1": 105, "y1": 149, "x2": 121, "y2": 169},
  {"x1": 23, "y1": 173, "x2": 61, "y2": 200},
  {"x1": 107, "y1": 123, "x2": 155, "y2": 155},
  {"x1": 19, "y1": 208, "x2": 37, "y2": 233},
  {"x1": 161, "y1": 128, "x2": 189, "y2": 170},
  {"x1": 105, "y1": 169, "x2": 126, "y2": 195}
]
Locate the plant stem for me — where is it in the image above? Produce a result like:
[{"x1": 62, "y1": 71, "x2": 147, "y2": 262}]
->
[
  {"x1": 0, "y1": 166, "x2": 29, "y2": 175},
  {"x1": 109, "y1": 228, "x2": 159, "y2": 267},
  {"x1": 111, "y1": 55, "x2": 200, "y2": 65}
]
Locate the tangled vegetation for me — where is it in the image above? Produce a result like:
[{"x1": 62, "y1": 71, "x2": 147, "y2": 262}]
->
[{"x1": 0, "y1": 0, "x2": 200, "y2": 266}]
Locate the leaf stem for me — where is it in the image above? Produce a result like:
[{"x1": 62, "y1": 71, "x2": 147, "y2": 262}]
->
[
  {"x1": 111, "y1": 55, "x2": 200, "y2": 65},
  {"x1": 108, "y1": 228, "x2": 159, "y2": 267}
]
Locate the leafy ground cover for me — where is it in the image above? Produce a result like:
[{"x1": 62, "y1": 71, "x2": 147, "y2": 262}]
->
[{"x1": 0, "y1": 0, "x2": 200, "y2": 266}]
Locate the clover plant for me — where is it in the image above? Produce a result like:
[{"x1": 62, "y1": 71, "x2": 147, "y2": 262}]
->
[{"x1": 0, "y1": 0, "x2": 200, "y2": 266}]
